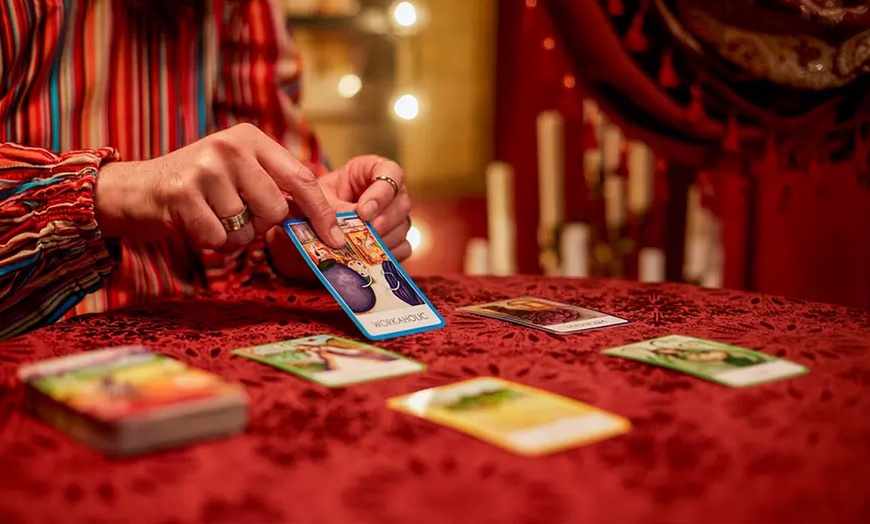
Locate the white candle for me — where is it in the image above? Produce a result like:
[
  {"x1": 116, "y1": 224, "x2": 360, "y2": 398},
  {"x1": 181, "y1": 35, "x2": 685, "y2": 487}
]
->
[
  {"x1": 627, "y1": 140, "x2": 654, "y2": 215},
  {"x1": 582, "y1": 98, "x2": 600, "y2": 124},
  {"x1": 582, "y1": 99, "x2": 603, "y2": 148},
  {"x1": 701, "y1": 219, "x2": 724, "y2": 289},
  {"x1": 639, "y1": 247, "x2": 666, "y2": 283},
  {"x1": 464, "y1": 238, "x2": 490, "y2": 276},
  {"x1": 486, "y1": 161, "x2": 516, "y2": 276},
  {"x1": 536, "y1": 110, "x2": 565, "y2": 242},
  {"x1": 602, "y1": 124, "x2": 622, "y2": 172},
  {"x1": 603, "y1": 173, "x2": 626, "y2": 229},
  {"x1": 683, "y1": 184, "x2": 705, "y2": 281},
  {"x1": 560, "y1": 222, "x2": 590, "y2": 277}
]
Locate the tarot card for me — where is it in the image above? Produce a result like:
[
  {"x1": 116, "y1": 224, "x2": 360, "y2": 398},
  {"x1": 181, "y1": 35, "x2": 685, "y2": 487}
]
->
[
  {"x1": 387, "y1": 377, "x2": 630, "y2": 456},
  {"x1": 233, "y1": 334, "x2": 425, "y2": 387},
  {"x1": 458, "y1": 296, "x2": 628, "y2": 334},
  {"x1": 284, "y1": 212, "x2": 445, "y2": 340},
  {"x1": 602, "y1": 335, "x2": 808, "y2": 387}
]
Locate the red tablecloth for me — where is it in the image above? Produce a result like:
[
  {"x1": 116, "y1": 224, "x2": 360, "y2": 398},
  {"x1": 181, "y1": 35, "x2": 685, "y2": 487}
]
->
[{"x1": 1, "y1": 276, "x2": 869, "y2": 523}]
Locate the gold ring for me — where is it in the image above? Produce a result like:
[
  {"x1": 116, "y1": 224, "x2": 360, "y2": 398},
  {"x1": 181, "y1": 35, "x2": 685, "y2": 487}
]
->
[
  {"x1": 373, "y1": 175, "x2": 400, "y2": 196},
  {"x1": 219, "y1": 206, "x2": 250, "y2": 232}
]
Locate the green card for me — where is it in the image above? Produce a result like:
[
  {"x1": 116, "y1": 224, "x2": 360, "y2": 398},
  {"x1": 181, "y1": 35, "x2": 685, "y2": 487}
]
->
[
  {"x1": 232, "y1": 335, "x2": 425, "y2": 387},
  {"x1": 602, "y1": 335, "x2": 808, "y2": 387}
]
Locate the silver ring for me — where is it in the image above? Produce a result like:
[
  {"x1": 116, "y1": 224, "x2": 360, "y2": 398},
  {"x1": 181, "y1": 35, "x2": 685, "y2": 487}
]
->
[
  {"x1": 373, "y1": 175, "x2": 400, "y2": 196},
  {"x1": 219, "y1": 206, "x2": 250, "y2": 232}
]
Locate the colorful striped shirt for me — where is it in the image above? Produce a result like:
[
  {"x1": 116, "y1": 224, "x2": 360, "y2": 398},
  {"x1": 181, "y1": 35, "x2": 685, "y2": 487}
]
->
[{"x1": 0, "y1": 0, "x2": 327, "y2": 339}]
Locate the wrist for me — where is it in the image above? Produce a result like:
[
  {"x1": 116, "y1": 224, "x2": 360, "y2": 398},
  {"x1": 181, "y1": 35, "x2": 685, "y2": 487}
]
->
[{"x1": 93, "y1": 162, "x2": 129, "y2": 239}]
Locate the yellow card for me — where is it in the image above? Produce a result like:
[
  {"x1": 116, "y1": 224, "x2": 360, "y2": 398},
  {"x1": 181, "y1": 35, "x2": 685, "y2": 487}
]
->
[{"x1": 387, "y1": 377, "x2": 630, "y2": 456}]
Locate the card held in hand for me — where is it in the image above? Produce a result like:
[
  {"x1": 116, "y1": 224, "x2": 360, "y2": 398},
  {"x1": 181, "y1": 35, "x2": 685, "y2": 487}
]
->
[
  {"x1": 233, "y1": 335, "x2": 425, "y2": 387},
  {"x1": 388, "y1": 377, "x2": 630, "y2": 456},
  {"x1": 284, "y1": 212, "x2": 444, "y2": 340},
  {"x1": 458, "y1": 296, "x2": 628, "y2": 334},
  {"x1": 602, "y1": 335, "x2": 808, "y2": 387}
]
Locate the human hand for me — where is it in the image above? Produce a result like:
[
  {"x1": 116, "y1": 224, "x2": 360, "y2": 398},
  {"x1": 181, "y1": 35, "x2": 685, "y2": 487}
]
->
[
  {"x1": 93, "y1": 123, "x2": 346, "y2": 252},
  {"x1": 266, "y1": 155, "x2": 412, "y2": 280}
]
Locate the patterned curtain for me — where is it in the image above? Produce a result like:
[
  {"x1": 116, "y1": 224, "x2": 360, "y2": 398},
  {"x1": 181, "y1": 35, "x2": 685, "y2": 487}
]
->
[{"x1": 541, "y1": 0, "x2": 870, "y2": 182}]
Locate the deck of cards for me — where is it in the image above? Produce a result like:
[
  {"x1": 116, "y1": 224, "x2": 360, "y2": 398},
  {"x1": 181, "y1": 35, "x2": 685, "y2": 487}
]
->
[
  {"x1": 18, "y1": 346, "x2": 248, "y2": 456},
  {"x1": 16, "y1": 212, "x2": 811, "y2": 458}
]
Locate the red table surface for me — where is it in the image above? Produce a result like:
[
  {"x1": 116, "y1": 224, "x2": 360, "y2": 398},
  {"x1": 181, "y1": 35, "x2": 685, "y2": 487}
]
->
[{"x1": 1, "y1": 276, "x2": 869, "y2": 524}]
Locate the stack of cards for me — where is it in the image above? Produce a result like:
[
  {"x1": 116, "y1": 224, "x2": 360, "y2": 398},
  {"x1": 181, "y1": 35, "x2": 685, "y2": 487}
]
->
[
  {"x1": 233, "y1": 335, "x2": 425, "y2": 387},
  {"x1": 18, "y1": 346, "x2": 248, "y2": 456},
  {"x1": 459, "y1": 296, "x2": 628, "y2": 334},
  {"x1": 388, "y1": 378, "x2": 630, "y2": 456},
  {"x1": 284, "y1": 212, "x2": 444, "y2": 341},
  {"x1": 603, "y1": 335, "x2": 808, "y2": 387}
]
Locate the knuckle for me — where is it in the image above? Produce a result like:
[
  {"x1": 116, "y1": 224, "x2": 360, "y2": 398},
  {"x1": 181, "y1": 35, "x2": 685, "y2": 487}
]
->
[
  {"x1": 198, "y1": 226, "x2": 226, "y2": 249},
  {"x1": 162, "y1": 176, "x2": 199, "y2": 207},
  {"x1": 204, "y1": 133, "x2": 239, "y2": 156},
  {"x1": 400, "y1": 193, "x2": 412, "y2": 214},
  {"x1": 258, "y1": 198, "x2": 289, "y2": 224},
  {"x1": 293, "y1": 166, "x2": 319, "y2": 187},
  {"x1": 232, "y1": 122, "x2": 259, "y2": 135},
  {"x1": 191, "y1": 158, "x2": 225, "y2": 186},
  {"x1": 313, "y1": 204, "x2": 335, "y2": 223}
]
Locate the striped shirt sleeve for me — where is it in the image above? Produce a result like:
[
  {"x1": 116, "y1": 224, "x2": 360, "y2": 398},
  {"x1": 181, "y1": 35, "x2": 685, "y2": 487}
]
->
[{"x1": 0, "y1": 143, "x2": 119, "y2": 340}]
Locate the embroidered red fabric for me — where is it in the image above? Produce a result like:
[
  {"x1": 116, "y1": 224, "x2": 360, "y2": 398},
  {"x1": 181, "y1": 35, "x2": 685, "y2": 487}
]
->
[{"x1": 1, "y1": 276, "x2": 868, "y2": 523}]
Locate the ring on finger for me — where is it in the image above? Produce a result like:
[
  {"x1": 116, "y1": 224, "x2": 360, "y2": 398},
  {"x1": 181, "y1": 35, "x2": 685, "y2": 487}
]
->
[
  {"x1": 219, "y1": 206, "x2": 250, "y2": 233},
  {"x1": 373, "y1": 175, "x2": 400, "y2": 196}
]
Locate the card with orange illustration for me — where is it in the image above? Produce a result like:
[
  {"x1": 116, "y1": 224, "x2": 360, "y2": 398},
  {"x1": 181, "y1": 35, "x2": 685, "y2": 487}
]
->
[{"x1": 285, "y1": 212, "x2": 444, "y2": 340}]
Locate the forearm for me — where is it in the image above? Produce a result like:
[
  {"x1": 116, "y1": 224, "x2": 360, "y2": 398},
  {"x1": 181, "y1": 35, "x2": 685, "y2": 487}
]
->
[{"x1": 0, "y1": 143, "x2": 119, "y2": 339}]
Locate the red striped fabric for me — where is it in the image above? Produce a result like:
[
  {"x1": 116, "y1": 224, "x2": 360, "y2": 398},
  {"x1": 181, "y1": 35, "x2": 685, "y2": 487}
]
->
[{"x1": 0, "y1": 0, "x2": 324, "y2": 339}]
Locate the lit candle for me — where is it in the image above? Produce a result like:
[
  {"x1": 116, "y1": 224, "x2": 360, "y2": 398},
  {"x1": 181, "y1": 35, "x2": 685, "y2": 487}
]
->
[
  {"x1": 486, "y1": 161, "x2": 516, "y2": 275},
  {"x1": 627, "y1": 140, "x2": 654, "y2": 216},
  {"x1": 560, "y1": 222, "x2": 590, "y2": 277},
  {"x1": 536, "y1": 110, "x2": 565, "y2": 243}
]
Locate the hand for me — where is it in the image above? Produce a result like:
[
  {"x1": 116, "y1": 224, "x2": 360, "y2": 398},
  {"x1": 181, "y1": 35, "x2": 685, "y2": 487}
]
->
[
  {"x1": 93, "y1": 123, "x2": 346, "y2": 252},
  {"x1": 267, "y1": 155, "x2": 413, "y2": 280}
]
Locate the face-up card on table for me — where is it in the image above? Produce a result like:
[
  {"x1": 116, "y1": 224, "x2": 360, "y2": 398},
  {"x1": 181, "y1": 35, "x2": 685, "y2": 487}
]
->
[
  {"x1": 387, "y1": 377, "x2": 630, "y2": 456},
  {"x1": 233, "y1": 335, "x2": 425, "y2": 387},
  {"x1": 602, "y1": 335, "x2": 808, "y2": 387},
  {"x1": 284, "y1": 212, "x2": 444, "y2": 340},
  {"x1": 458, "y1": 296, "x2": 628, "y2": 334},
  {"x1": 17, "y1": 346, "x2": 248, "y2": 455}
]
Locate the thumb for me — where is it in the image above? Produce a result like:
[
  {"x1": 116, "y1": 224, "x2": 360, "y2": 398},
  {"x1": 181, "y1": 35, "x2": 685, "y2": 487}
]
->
[{"x1": 334, "y1": 200, "x2": 356, "y2": 214}]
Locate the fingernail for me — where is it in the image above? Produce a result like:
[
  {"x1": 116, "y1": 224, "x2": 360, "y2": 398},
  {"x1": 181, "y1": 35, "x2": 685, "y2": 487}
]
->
[
  {"x1": 363, "y1": 201, "x2": 378, "y2": 219},
  {"x1": 330, "y1": 225, "x2": 346, "y2": 247}
]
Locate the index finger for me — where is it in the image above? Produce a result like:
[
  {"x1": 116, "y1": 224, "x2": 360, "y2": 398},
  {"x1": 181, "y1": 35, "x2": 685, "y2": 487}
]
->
[
  {"x1": 354, "y1": 156, "x2": 405, "y2": 221},
  {"x1": 249, "y1": 134, "x2": 345, "y2": 249}
]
